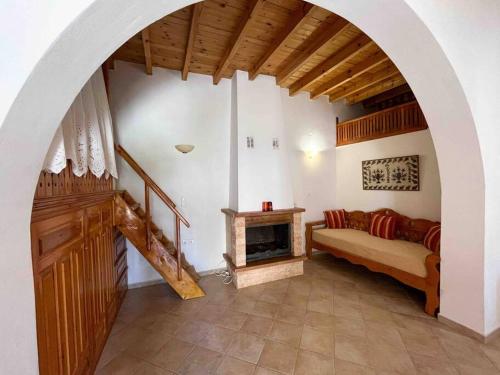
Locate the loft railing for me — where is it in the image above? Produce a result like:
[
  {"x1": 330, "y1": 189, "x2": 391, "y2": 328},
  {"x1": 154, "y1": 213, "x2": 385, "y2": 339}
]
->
[
  {"x1": 336, "y1": 101, "x2": 428, "y2": 146},
  {"x1": 115, "y1": 144, "x2": 189, "y2": 280}
]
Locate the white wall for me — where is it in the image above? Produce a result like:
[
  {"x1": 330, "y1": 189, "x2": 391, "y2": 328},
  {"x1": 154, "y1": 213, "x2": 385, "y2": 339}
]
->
[
  {"x1": 111, "y1": 64, "x2": 342, "y2": 283},
  {"x1": 336, "y1": 130, "x2": 441, "y2": 221},
  {"x1": 110, "y1": 61, "x2": 231, "y2": 281}
]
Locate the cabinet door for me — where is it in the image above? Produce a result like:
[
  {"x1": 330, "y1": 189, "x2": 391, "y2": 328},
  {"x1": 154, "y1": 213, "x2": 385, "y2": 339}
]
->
[{"x1": 32, "y1": 211, "x2": 90, "y2": 375}]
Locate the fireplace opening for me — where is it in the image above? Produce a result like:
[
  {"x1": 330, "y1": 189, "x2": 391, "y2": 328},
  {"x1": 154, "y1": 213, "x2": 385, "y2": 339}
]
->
[{"x1": 246, "y1": 223, "x2": 291, "y2": 263}]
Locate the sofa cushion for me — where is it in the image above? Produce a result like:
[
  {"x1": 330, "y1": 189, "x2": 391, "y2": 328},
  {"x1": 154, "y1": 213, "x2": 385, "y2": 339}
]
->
[
  {"x1": 312, "y1": 228, "x2": 432, "y2": 277},
  {"x1": 324, "y1": 209, "x2": 346, "y2": 229},
  {"x1": 369, "y1": 213, "x2": 396, "y2": 240},
  {"x1": 424, "y1": 225, "x2": 441, "y2": 253}
]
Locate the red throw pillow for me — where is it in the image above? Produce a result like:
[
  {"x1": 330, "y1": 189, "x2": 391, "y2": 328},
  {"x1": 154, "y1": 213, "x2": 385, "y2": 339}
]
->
[
  {"x1": 324, "y1": 209, "x2": 346, "y2": 229},
  {"x1": 369, "y1": 214, "x2": 396, "y2": 240},
  {"x1": 424, "y1": 225, "x2": 441, "y2": 252}
]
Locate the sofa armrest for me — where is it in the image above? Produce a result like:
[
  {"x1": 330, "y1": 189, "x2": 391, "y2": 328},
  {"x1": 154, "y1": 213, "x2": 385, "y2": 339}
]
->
[{"x1": 305, "y1": 220, "x2": 326, "y2": 258}]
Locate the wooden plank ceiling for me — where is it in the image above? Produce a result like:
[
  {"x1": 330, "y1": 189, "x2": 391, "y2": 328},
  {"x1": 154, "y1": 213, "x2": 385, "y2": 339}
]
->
[{"x1": 112, "y1": 0, "x2": 408, "y2": 104}]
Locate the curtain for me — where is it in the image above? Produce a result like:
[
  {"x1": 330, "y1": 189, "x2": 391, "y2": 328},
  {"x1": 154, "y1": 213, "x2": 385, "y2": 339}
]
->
[{"x1": 43, "y1": 68, "x2": 118, "y2": 178}]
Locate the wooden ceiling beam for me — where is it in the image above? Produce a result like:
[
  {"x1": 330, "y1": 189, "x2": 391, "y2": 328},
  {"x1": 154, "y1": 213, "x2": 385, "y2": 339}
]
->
[
  {"x1": 345, "y1": 75, "x2": 407, "y2": 104},
  {"x1": 329, "y1": 64, "x2": 400, "y2": 102},
  {"x1": 141, "y1": 28, "x2": 153, "y2": 75},
  {"x1": 213, "y1": 0, "x2": 266, "y2": 85},
  {"x1": 288, "y1": 34, "x2": 372, "y2": 96},
  {"x1": 275, "y1": 17, "x2": 350, "y2": 86},
  {"x1": 310, "y1": 51, "x2": 388, "y2": 99},
  {"x1": 249, "y1": 3, "x2": 315, "y2": 81},
  {"x1": 182, "y1": 2, "x2": 203, "y2": 81},
  {"x1": 362, "y1": 83, "x2": 412, "y2": 107}
]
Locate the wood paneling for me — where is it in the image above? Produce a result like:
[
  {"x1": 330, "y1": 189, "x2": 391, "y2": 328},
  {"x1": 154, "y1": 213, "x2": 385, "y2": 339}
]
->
[
  {"x1": 32, "y1": 169, "x2": 126, "y2": 375},
  {"x1": 113, "y1": 0, "x2": 411, "y2": 102},
  {"x1": 336, "y1": 101, "x2": 428, "y2": 146}
]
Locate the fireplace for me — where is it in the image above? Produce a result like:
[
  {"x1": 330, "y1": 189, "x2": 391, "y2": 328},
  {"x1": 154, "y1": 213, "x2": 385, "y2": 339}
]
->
[
  {"x1": 222, "y1": 207, "x2": 305, "y2": 288},
  {"x1": 246, "y1": 223, "x2": 291, "y2": 262}
]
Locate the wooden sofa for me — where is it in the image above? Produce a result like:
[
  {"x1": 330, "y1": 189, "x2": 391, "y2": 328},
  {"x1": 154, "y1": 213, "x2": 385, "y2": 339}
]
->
[{"x1": 305, "y1": 209, "x2": 440, "y2": 316}]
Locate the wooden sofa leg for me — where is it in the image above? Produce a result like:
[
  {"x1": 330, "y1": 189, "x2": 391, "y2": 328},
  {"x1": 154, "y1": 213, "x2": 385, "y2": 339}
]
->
[{"x1": 424, "y1": 284, "x2": 439, "y2": 316}]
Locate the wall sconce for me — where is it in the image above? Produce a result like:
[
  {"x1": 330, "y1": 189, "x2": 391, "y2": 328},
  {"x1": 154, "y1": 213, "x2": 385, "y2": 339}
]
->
[
  {"x1": 305, "y1": 148, "x2": 318, "y2": 159},
  {"x1": 175, "y1": 144, "x2": 195, "y2": 154}
]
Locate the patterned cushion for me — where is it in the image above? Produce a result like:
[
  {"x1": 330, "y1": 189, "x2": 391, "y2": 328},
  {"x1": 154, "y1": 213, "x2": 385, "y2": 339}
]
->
[
  {"x1": 369, "y1": 214, "x2": 396, "y2": 240},
  {"x1": 424, "y1": 225, "x2": 441, "y2": 252},
  {"x1": 324, "y1": 209, "x2": 346, "y2": 229}
]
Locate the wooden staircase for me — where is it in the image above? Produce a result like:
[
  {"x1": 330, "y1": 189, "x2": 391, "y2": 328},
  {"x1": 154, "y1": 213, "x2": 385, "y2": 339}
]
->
[{"x1": 114, "y1": 145, "x2": 205, "y2": 300}]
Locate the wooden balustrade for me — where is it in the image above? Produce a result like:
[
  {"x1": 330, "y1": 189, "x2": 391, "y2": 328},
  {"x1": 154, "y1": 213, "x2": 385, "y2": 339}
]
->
[
  {"x1": 336, "y1": 101, "x2": 428, "y2": 146},
  {"x1": 115, "y1": 144, "x2": 189, "y2": 280}
]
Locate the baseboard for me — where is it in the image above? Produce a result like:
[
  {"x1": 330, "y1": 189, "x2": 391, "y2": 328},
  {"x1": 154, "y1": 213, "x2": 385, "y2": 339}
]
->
[{"x1": 437, "y1": 314, "x2": 500, "y2": 343}]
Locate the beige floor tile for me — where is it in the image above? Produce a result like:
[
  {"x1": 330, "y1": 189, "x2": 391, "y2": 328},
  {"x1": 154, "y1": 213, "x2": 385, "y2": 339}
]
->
[
  {"x1": 196, "y1": 303, "x2": 227, "y2": 324},
  {"x1": 300, "y1": 325, "x2": 334, "y2": 356},
  {"x1": 304, "y1": 311, "x2": 336, "y2": 331},
  {"x1": 275, "y1": 304, "x2": 306, "y2": 325},
  {"x1": 334, "y1": 359, "x2": 376, "y2": 375},
  {"x1": 227, "y1": 332, "x2": 265, "y2": 364},
  {"x1": 367, "y1": 341, "x2": 416, "y2": 374},
  {"x1": 216, "y1": 309, "x2": 248, "y2": 330},
  {"x1": 150, "y1": 337, "x2": 194, "y2": 372},
  {"x1": 132, "y1": 361, "x2": 175, "y2": 375},
  {"x1": 268, "y1": 321, "x2": 303, "y2": 348},
  {"x1": 123, "y1": 329, "x2": 171, "y2": 361},
  {"x1": 198, "y1": 325, "x2": 235, "y2": 353},
  {"x1": 175, "y1": 320, "x2": 211, "y2": 345},
  {"x1": 335, "y1": 334, "x2": 370, "y2": 367},
  {"x1": 240, "y1": 315, "x2": 273, "y2": 337},
  {"x1": 254, "y1": 366, "x2": 282, "y2": 375},
  {"x1": 455, "y1": 363, "x2": 500, "y2": 375},
  {"x1": 294, "y1": 349, "x2": 334, "y2": 375},
  {"x1": 216, "y1": 356, "x2": 255, "y2": 375},
  {"x1": 482, "y1": 345, "x2": 500, "y2": 370},
  {"x1": 231, "y1": 295, "x2": 256, "y2": 314},
  {"x1": 95, "y1": 353, "x2": 144, "y2": 375},
  {"x1": 399, "y1": 329, "x2": 448, "y2": 359},
  {"x1": 250, "y1": 301, "x2": 280, "y2": 319},
  {"x1": 258, "y1": 340, "x2": 298, "y2": 375},
  {"x1": 307, "y1": 296, "x2": 334, "y2": 315},
  {"x1": 258, "y1": 289, "x2": 287, "y2": 304},
  {"x1": 335, "y1": 315, "x2": 366, "y2": 338},
  {"x1": 282, "y1": 292, "x2": 309, "y2": 311},
  {"x1": 177, "y1": 346, "x2": 224, "y2": 374},
  {"x1": 409, "y1": 353, "x2": 459, "y2": 375},
  {"x1": 365, "y1": 321, "x2": 405, "y2": 349}
]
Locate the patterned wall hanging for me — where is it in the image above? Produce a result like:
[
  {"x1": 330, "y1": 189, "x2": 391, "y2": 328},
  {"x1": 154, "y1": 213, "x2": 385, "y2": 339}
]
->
[{"x1": 362, "y1": 155, "x2": 419, "y2": 191}]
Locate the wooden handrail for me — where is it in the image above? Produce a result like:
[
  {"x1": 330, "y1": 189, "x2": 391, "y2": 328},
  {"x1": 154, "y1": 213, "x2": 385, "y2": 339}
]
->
[
  {"x1": 336, "y1": 101, "x2": 427, "y2": 146},
  {"x1": 115, "y1": 144, "x2": 190, "y2": 228}
]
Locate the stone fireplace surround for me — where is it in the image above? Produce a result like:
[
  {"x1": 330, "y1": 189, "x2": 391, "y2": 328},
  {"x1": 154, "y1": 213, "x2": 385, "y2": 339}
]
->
[{"x1": 221, "y1": 207, "x2": 306, "y2": 288}]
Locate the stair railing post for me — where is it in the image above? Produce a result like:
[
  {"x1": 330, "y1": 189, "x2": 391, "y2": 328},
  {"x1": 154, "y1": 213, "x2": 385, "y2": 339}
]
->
[
  {"x1": 175, "y1": 216, "x2": 182, "y2": 280},
  {"x1": 145, "y1": 183, "x2": 151, "y2": 251}
]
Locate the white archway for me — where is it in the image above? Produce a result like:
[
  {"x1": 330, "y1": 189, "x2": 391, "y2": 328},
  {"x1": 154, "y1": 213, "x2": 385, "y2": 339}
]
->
[{"x1": 0, "y1": 1, "x2": 496, "y2": 373}]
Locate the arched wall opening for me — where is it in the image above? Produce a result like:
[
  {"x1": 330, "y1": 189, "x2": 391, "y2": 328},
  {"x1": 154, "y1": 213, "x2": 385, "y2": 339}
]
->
[{"x1": 0, "y1": 1, "x2": 492, "y2": 373}]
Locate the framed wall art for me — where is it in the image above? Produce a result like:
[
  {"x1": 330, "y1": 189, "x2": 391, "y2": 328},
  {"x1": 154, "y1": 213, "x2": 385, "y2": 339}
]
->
[{"x1": 362, "y1": 155, "x2": 420, "y2": 191}]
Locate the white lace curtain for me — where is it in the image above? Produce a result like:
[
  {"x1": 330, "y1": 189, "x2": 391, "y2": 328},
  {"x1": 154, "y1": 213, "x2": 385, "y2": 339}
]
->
[{"x1": 43, "y1": 68, "x2": 118, "y2": 178}]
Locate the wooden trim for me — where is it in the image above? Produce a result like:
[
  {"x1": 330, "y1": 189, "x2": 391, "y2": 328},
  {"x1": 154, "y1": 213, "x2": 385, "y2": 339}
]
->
[
  {"x1": 221, "y1": 207, "x2": 305, "y2": 218},
  {"x1": 311, "y1": 51, "x2": 389, "y2": 99},
  {"x1": 182, "y1": 2, "x2": 202, "y2": 81},
  {"x1": 141, "y1": 27, "x2": 152, "y2": 75},
  {"x1": 213, "y1": 0, "x2": 265, "y2": 84},
  {"x1": 276, "y1": 18, "x2": 350, "y2": 86},
  {"x1": 288, "y1": 35, "x2": 373, "y2": 95},
  {"x1": 347, "y1": 75, "x2": 406, "y2": 104},
  {"x1": 249, "y1": 3, "x2": 315, "y2": 81},
  {"x1": 336, "y1": 101, "x2": 427, "y2": 146}
]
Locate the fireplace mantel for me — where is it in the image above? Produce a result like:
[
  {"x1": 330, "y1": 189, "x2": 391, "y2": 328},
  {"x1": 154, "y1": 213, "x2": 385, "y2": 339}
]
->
[
  {"x1": 221, "y1": 207, "x2": 305, "y2": 218},
  {"x1": 222, "y1": 206, "x2": 305, "y2": 288}
]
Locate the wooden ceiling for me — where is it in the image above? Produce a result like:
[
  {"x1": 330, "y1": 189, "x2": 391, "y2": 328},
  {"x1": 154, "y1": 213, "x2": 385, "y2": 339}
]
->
[{"x1": 112, "y1": 0, "x2": 408, "y2": 104}]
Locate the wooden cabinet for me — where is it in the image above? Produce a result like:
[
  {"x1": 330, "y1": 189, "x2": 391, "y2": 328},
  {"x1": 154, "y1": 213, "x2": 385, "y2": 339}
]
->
[{"x1": 31, "y1": 199, "x2": 126, "y2": 375}]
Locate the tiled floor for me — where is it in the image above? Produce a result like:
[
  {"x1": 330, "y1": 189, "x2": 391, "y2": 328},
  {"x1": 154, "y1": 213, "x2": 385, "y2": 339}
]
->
[{"x1": 97, "y1": 253, "x2": 500, "y2": 374}]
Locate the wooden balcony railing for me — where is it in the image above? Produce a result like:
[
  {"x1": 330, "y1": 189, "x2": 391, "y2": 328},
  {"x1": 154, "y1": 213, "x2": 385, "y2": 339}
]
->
[
  {"x1": 336, "y1": 101, "x2": 428, "y2": 146},
  {"x1": 115, "y1": 144, "x2": 189, "y2": 280}
]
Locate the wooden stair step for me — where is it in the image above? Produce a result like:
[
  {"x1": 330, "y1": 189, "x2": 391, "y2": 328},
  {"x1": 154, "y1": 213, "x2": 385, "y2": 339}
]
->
[
  {"x1": 154, "y1": 230, "x2": 163, "y2": 240},
  {"x1": 129, "y1": 203, "x2": 140, "y2": 211}
]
